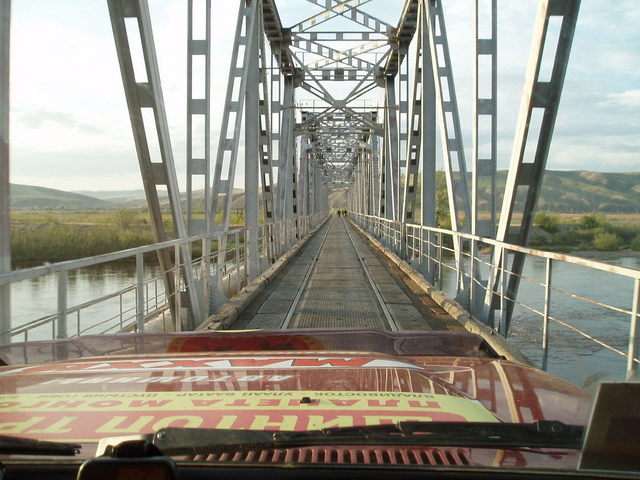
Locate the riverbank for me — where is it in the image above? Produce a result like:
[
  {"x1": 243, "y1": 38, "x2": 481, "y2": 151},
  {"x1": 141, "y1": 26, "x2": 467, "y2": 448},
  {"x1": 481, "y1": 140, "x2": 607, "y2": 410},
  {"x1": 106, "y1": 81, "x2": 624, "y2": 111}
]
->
[
  {"x1": 10, "y1": 208, "x2": 246, "y2": 268},
  {"x1": 530, "y1": 212, "x2": 640, "y2": 252},
  {"x1": 10, "y1": 209, "x2": 640, "y2": 268}
]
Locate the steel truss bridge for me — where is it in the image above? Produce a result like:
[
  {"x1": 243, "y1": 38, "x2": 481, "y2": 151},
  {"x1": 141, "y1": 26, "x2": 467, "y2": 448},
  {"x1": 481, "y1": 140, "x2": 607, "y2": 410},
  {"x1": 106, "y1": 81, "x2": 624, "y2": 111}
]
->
[{"x1": 0, "y1": 0, "x2": 639, "y2": 380}]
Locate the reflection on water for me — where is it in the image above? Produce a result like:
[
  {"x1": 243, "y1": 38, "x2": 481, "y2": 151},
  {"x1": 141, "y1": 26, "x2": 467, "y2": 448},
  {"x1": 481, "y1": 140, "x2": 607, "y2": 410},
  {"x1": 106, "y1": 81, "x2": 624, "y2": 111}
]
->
[
  {"x1": 11, "y1": 264, "x2": 163, "y2": 342},
  {"x1": 441, "y1": 253, "x2": 640, "y2": 386}
]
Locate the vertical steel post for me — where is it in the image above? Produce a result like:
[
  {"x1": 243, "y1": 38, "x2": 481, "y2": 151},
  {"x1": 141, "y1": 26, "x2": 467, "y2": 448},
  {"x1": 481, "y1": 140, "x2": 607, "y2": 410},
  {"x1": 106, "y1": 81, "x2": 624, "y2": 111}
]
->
[
  {"x1": 277, "y1": 76, "x2": 296, "y2": 248},
  {"x1": 201, "y1": 236, "x2": 210, "y2": 318},
  {"x1": 472, "y1": 0, "x2": 497, "y2": 238},
  {"x1": 482, "y1": 0, "x2": 581, "y2": 332},
  {"x1": 0, "y1": 0, "x2": 10, "y2": 345},
  {"x1": 470, "y1": 0, "x2": 497, "y2": 316},
  {"x1": 57, "y1": 271, "x2": 68, "y2": 339},
  {"x1": 244, "y1": 0, "x2": 260, "y2": 282},
  {"x1": 174, "y1": 244, "x2": 181, "y2": 332},
  {"x1": 384, "y1": 78, "x2": 399, "y2": 221},
  {"x1": 186, "y1": 0, "x2": 211, "y2": 235},
  {"x1": 542, "y1": 257, "x2": 552, "y2": 370},
  {"x1": 136, "y1": 253, "x2": 145, "y2": 332},
  {"x1": 108, "y1": 0, "x2": 203, "y2": 328},
  {"x1": 627, "y1": 278, "x2": 640, "y2": 380},
  {"x1": 398, "y1": 45, "x2": 409, "y2": 216}
]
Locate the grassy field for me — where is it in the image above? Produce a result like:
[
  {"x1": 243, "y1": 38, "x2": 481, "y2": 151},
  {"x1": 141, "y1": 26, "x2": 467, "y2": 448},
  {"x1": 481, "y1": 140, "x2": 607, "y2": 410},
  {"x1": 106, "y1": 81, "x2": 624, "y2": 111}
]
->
[
  {"x1": 9, "y1": 208, "x2": 247, "y2": 268},
  {"x1": 10, "y1": 209, "x2": 640, "y2": 268}
]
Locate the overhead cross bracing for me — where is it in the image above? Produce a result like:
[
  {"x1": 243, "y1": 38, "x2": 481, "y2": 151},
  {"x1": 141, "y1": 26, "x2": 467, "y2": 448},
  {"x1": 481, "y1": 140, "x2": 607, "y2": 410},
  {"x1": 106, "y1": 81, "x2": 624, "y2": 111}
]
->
[
  {"x1": 234, "y1": 0, "x2": 579, "y2": 335},
  {"x1": 0, "y1": 0, "x2": 582, "y2": 343},
  {"x1": 98, "y1": 0, "x2": 579, "y2": 338}
]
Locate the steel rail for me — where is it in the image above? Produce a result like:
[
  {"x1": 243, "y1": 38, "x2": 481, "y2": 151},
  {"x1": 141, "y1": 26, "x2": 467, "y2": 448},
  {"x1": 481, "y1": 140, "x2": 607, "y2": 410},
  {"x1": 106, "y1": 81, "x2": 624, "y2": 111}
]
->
[
  {"x1": 342, "y1": 218, "x2": 399, "y2": 332},
  {"x1": 280, "y1": 219, "x2": 333, "y2": 329}
]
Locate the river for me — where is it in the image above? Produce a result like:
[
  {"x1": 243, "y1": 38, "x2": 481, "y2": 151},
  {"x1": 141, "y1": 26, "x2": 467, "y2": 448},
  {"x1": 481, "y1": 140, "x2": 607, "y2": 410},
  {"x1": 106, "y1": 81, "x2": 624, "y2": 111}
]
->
[
  {"x1": 8, "y1": 253, "x2": 640, "y2": 386},
  {"x1": 440, "y1": 252, "x2": 640, "y2": 386}
]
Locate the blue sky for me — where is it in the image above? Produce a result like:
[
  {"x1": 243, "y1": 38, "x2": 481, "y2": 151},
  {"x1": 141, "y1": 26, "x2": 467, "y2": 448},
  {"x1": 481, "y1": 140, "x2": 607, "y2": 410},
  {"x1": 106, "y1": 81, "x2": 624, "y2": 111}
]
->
[{"x1": 8, "y1": 0, "x2": 640, "y2": 191}]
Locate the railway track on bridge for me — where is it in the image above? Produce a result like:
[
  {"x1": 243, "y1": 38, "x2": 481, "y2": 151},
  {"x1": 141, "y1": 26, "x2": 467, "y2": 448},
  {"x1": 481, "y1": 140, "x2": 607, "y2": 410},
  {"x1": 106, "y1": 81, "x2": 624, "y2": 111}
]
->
[{"x1": 236, "y1": 216, "x2": 444, "y2": 331}]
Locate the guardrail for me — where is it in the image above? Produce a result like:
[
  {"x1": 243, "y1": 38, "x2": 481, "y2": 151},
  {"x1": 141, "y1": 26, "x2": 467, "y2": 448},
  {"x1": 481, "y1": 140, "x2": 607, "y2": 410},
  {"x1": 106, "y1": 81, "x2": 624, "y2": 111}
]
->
[
  {"x1": 353, "y1": 213, "x2": 640, "y2": 381},
  {"x1": 0, "y1": 213, "x2": 326, "y2": 344}
]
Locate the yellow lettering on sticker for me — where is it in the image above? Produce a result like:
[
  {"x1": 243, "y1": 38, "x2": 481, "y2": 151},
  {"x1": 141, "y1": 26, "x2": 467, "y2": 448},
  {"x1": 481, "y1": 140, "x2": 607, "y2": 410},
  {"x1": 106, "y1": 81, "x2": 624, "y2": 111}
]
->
[
  {"x1": 29, "y1": 416, "x2": 76, "y2": 434},
  {"x1": 249, "y1": 415, "x2": 298, "y2": 431},
  {"x1": 215, "y1": 415, "x2": 238, "y2": 429},
  {"x1": 0, "y1": 416, "x2": 45, "y2": 434},
  {"x1": 95, "y1": 416, "x2": 154, "y2": 434},
  {"x1": 306, "y1": 415, "x2": 354, "y2": 430},
  {"x1": 152, "y1": 416, "x2": 203, "y2": 430}
]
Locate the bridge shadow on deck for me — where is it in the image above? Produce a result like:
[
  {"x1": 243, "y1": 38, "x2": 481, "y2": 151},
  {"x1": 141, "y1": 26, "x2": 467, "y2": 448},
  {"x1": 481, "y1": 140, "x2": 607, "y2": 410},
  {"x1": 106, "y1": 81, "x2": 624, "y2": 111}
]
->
[{"x1": 232, "y1": 216, "x2": 463, "y2": 331}]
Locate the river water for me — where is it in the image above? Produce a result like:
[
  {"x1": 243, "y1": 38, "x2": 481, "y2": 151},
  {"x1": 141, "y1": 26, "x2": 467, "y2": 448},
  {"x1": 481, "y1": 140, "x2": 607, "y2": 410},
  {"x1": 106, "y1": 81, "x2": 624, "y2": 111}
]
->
[
  {"x1": 440, "y1": 252, "x2": 640, "y2": 386},
  {"x1": 8, "y1": 253, "x2": 640, "y2": 386}
]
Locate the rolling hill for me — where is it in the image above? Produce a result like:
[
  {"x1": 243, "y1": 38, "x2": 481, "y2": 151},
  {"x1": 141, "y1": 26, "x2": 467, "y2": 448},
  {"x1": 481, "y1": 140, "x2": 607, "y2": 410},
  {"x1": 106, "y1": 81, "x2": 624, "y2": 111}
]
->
[
  {"x1": 10, "y1": 184, "x2": 114, "y2": 209},
  {"x1": 10, "y1": 170, "x2": 640, "y2": 213}
]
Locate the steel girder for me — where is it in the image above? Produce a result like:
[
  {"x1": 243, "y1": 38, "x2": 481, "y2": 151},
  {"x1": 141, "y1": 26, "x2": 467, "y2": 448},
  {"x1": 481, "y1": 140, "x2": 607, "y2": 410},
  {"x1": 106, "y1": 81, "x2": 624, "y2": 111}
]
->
[
  {"x1": 469, "y1": 0, "x2": 498, "y2": 316},
  {"x1": 0, "y1": 0, "x2": 9, "y2": 344},
  {"x1": 186, "y1": 0, "x2": 211, "y2": 236},
  {"x1": 481, "y1": 0, "x2": 581, "y2": 333},
  {"x1": 107, "y1": 0, "x2": 203, "y2": 329}
]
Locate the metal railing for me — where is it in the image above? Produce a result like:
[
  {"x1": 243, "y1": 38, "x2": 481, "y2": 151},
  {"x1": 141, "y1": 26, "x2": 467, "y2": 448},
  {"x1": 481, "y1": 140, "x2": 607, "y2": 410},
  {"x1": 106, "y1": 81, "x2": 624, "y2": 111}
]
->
[
  {"x1": 353, "y1": 213, "x2": 640, "y2": 381},
  {"x1": 0, "y1": 213, "x2": 327, "y2": 344}
]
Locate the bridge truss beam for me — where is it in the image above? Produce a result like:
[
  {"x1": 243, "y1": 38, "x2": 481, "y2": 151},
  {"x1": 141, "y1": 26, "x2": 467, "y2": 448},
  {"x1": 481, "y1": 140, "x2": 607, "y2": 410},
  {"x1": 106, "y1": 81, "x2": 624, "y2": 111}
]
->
[
  {"x1": 481, "y1": 0, "x2": 581, "y2": 332},
  {"x1": 0, "y1": 0, "x2": 10, "y2": 344},
  {"x1": 107, "y1": 0, "x2": 203, "y2": 329}
]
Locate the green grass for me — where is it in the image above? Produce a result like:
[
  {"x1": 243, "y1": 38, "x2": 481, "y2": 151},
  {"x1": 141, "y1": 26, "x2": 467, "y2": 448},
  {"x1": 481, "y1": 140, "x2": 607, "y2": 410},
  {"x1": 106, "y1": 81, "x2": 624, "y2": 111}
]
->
[
  {"x1": 9, "y1": 208, "x2": 249, "y2": 268},
  {"x1": 11, "y1": 225, "x2": 156, "y2": 268}
]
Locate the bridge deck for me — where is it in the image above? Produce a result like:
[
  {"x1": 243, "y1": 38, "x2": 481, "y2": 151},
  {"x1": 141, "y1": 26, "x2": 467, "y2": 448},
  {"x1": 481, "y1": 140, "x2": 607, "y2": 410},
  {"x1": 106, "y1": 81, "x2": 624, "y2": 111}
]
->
[{"x1": 232, "y1": 216, "x2": 464, "y2": 331}]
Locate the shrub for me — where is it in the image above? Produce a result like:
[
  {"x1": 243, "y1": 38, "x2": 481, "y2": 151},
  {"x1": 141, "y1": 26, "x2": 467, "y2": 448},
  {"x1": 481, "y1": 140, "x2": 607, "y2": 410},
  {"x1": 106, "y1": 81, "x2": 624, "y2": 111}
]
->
[
  {"x1": 631, "y1": 235, "x2": 640, "y2": 251},
  {"x1": 534, "y1": 211, "x2": 560, "y2": 233},
  {"x1": 113, "y1": 208, "x2": 137, "y2": 230},
  {"x1": 551, "y1": 229, "x2": 592, "y2": 247},
  {"x1": 580, "y1": 213, "x2": 607, "y2": 229},
  {"x1": 608, "y1": 223, "x2": 640, "y2": 244},
  {"x1": 592, "y1": 231, "x2": 622, "y2": 250}
]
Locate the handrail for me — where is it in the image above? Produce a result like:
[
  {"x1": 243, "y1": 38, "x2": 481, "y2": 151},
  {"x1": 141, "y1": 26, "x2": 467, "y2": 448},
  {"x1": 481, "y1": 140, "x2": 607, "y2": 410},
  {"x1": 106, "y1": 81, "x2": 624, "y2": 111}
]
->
[{"x1": 353, "y1": 213, "x2": 640, "y2": 381}]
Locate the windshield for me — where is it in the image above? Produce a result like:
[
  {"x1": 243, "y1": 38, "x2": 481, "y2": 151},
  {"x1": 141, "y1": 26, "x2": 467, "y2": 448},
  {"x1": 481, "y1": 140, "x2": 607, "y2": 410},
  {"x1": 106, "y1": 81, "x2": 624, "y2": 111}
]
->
[{"x1": 2, "y1": 0, "x2": 640, "y2": 477}]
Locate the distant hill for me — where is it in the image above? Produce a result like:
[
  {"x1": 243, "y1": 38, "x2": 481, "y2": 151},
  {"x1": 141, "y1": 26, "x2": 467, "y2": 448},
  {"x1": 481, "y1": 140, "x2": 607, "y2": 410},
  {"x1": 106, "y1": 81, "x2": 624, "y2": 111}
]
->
[
  {"x1": 345, "y1": 171, "x2": 640, "y2": 214},
  {"x1": 73, "y1": 189, "x2": 147, "y2": 207},
  {"x1": 329, "y1": 187, "x2": 348, "y2": 209},
  {"x1": 10, "y1": 184, "x2": 114, "y2": 209},
  {"x1": 494, "y1": 171, "x2": 640, "y2": 213},
  {"x1": 11, "y1": 170, "x2": 640, "y2": 213}
]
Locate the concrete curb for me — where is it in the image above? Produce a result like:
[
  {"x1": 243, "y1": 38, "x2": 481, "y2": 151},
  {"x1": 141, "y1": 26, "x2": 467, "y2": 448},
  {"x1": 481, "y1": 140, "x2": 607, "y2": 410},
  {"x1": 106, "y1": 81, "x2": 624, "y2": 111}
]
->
[
  {"x1": 349, "y1": 220, "x2": 533, "y2": 366},
  {"x1": 196, "y1": 217, "x2": 330, "y2": 331}
]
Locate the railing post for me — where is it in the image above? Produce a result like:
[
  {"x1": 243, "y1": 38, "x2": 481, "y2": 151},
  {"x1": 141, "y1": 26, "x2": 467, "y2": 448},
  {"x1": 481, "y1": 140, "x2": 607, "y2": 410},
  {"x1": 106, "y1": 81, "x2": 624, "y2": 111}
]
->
[
  {"x1": 216, "y1": 232, "x2": 224, "y2": 295},
  {"x1": 627, "y1": 278, "x2": 640, "y2": 380},
  {"x1": 400, "y1": 222, "x2": 407, "y2": 260},
  {"x1": 469, "y1": 237, "x2": 476, "y2": 312},
  {"x1": 202, "y1": 236, "x2": 210, "y2": 318},
  {"x1": 437, "y1": 233, "x2": 443, "y2": 290},
  {"x1": 236, "y1": 230, "x2": 242, "y2": 294},
  {"x1": 136, "y1": 253, "x2": 145, "y2": 333},
  {"x1": 174, "y1": 244, "x2": 181, "y2": 332},
  {"x1": 499, "y1": 253, "x2": 508, "y2": 334},
  {"x1": 57, "y1": 271, "x2": 68, "y2": 339},
  {"x1": 542, "y1": 257, "x2": 553, "y2": 370}
]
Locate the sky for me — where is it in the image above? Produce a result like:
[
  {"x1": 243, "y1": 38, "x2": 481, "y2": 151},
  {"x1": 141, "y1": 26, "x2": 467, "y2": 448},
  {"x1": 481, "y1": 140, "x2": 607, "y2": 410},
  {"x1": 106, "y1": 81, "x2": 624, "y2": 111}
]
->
[{"x1": 7, "y1": 0, "x2": 640, "y2": 192}]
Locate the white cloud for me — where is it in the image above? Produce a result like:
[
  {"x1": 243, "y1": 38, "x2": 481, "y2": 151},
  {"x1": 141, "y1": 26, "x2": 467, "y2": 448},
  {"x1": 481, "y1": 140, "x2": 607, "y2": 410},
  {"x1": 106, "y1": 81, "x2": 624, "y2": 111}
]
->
[
  {"x1": 7, "y1": 0, "x2": 640, "y2": 193},
  {"x1": 600, "y1": 90, "x2": 640, "y2": 110}
]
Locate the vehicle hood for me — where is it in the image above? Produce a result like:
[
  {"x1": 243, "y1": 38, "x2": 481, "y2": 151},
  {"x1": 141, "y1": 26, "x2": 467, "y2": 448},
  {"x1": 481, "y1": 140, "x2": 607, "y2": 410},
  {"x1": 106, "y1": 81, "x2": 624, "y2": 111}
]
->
[{"x1": 0, "y1": 330, "x2": 589, "y2": 467}]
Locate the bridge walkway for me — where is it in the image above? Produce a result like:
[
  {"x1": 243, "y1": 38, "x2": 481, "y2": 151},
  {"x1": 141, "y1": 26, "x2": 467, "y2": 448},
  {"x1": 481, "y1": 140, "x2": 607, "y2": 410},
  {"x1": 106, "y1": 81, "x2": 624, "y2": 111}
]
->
[{"x1": 232, "y1": 216, "x2": 464, "y2": 331}]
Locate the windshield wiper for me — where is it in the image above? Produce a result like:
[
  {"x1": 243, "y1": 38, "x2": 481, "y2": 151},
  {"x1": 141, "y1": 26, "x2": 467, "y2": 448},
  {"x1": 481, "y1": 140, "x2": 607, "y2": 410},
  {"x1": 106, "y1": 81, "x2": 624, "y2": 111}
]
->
[
  {"x1": 152, "y1": 421, "x2": 583, "y2": 455},
  {"x1": 0, "y1": 435, "x2": 81, "y2": 456}
]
